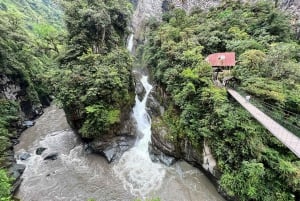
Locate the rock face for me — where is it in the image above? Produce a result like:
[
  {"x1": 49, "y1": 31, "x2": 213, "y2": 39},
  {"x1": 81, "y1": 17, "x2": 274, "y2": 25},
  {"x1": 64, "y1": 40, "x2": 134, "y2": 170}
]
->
[
  {"x1": 131, "y1": 0, "x2": 300, "y2": 38},
  {"x1": 151, "y1": 118, "x2": 206, "y2": 167},
  {"x1": 0, "y1": 74, "x2": 47, "y2": 195},
  {"x1": 89, "y1": 135, "x2": 136, "y2": 163},
  {"x1": 0, "y1": 75, "x2": 43, "y2": 119},
  {"x1": 87, "y1": 110, "x2": 137, "y2": 162}
]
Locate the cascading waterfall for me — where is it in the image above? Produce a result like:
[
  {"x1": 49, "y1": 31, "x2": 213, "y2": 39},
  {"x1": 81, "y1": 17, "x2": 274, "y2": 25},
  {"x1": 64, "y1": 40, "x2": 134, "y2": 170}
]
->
[
  {"x1": 113, "y1": 35, "x2": 166, "y2": 197},
  {"x1": 127, "y1": 34, "x2": 134, "y2": 52}
]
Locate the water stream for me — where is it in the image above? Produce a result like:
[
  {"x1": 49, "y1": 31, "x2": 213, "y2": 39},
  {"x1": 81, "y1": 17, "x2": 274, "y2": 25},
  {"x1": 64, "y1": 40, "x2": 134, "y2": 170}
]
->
[{"x1": 14, "y1": 77, "x2": 224, "y2": 201}]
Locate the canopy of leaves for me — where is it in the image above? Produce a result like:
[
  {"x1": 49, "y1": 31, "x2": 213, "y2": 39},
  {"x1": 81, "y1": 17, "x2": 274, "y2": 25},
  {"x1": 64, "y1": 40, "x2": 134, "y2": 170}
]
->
[
  {"x1": 144, "y1": 1, "x2": 300, "y2": 200},
  {"x1": 0, "y1": 0, "x2": 64, "y2": 197},
  {"x1": 54, "y1": 0, "x2": 134, "y2": 139}
]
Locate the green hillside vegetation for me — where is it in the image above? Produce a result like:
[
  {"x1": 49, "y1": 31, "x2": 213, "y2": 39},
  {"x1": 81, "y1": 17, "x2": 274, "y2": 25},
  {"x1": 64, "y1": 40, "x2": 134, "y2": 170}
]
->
[
  {"x1": 144, "y1": 1, "x2": 300, "y2": 200},
  {"x1": 53, "y1": 0, "x2": 135, "y2": 139},
  {"x1": 0, "y1": 0, "x2": 64, "y2": 199}
]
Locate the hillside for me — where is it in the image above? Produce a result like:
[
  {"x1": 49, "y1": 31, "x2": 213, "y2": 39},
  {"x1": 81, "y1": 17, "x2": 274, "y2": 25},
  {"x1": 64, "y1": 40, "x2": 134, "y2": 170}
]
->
[
  {"x1": 144, "y1": 1, "x2": 300, "y2": 200},
  {"x1": 0, "y1": 0, "x2": 64, "y2": 199}
]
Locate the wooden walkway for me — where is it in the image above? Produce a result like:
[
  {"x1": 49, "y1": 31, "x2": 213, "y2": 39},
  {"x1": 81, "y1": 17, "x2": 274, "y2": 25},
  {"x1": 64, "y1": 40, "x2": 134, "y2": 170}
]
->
[{"x1": 227, "y1": 88, "x2": 300, "y2": 158}]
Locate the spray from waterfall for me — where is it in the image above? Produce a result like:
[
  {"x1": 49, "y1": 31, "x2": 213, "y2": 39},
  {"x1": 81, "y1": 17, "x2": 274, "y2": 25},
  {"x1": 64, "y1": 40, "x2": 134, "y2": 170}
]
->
[{"x1": 113, "y1": 35, "x2": 166, "y2": 197}]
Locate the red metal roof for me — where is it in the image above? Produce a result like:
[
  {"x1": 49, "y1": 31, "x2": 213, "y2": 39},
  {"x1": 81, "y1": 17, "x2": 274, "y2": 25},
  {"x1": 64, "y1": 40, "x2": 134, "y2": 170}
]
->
[{"x1": 206, "y1": 52, "x2": 236, "y2": 67}]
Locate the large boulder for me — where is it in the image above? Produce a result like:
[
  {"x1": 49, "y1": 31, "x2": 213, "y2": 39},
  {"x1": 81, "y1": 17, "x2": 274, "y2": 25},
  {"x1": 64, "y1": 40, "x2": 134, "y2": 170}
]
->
[
  {"x1": 19, "y1": 152, "x2": 31, "y2": 161},
  {"x1": 146, "y1": 92, "x2": 164, "y2": 117},
  {"x1": 36, "y1": 147, "x2": 47, "y2": 155},
  {"x1": 89, "y1": 135, "x2": 136, "y2": 163},
  {"x1": 9, "y1": 163, "x2": 26, "y2": 179},
  {"x1": 44, "y1": 152, "x2": 58, "y2": 160}
]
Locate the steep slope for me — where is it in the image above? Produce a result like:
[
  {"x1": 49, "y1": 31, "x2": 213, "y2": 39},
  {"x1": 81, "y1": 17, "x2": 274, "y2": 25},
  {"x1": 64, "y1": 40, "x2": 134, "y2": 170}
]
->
[
  {"x1": 143, "y1": 1, "x2": 300, "y2": 200},
  {"x1": 0, "y1": 0, "x2": 64, "y2": 199},
  {"x1": 53, "y1": 0, "x2": 136, "y2": 162}
]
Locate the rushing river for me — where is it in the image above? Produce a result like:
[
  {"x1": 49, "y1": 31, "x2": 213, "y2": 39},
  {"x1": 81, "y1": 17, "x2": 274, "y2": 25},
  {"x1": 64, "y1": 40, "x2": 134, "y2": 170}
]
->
[{"x1": 14, "y1": 74, "x2": 224, "y2": 201}]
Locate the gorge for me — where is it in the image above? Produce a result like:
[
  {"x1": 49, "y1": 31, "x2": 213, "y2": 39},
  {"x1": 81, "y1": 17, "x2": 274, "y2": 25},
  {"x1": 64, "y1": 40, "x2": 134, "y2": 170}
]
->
[{"x1": 0, "y1": 0, "x2": 300, "y2": 200}]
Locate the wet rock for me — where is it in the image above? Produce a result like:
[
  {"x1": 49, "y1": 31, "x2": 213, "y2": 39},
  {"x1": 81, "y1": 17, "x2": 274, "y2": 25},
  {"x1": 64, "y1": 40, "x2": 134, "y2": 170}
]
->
[
  {"x1": 11, "y1": 139, "x2": 19, "y2": 145},
  {"x1": 19, "y1": 152, "x2": 31, "y2": 160},
  {"x1": 44, "y1": 152, "x2": 58, "y2": 160},
  {"x1": 118, "y1": 115, "x2": 137, "y2": 136},
  {"x1": 9, "y1": 164, "x2": 26, "y2": 179},
  {"x1": 9, "y1": 164, "x2": 25, "y2": 194},
  {"x1": 149, "y1": 143, "x2": 176, "y2": 166},
  {"x1": 36, "y1": 147, "x2": 47, "y2": 155},
  {"x1": 11, "y1": 177, "x2": 23, "y2": 194},
  {"x1": 151, "y1": 119, "x2": 176, "y2": 156},
  {"x1": 22, "y1": 120, "x2": 35, "y2": 128},
  {"x1": 147, "y1": 93, "x2": 164, "y2": 117},
  {"x1": 135, "y1": 80, "x2": 146, "y2": 101},
  {"x1": 89, "y1": 135, "x2": 136, "y2": 163},
  {"x1": 151, "y1": 117, "x2": 203, "y2": 166},
  {"x1": 103, "y1": 146, "x2": 118, "y2": 163}
]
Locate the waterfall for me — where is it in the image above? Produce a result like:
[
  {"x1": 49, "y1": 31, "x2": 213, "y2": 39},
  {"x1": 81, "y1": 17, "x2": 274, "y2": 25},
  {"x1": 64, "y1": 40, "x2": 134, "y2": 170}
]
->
[
  {"x1": 112, "y1": 35, "x2": 166, "y2": 198},
  {"x1": 127, "y1": 34, "x2": 134, "y2": 53}
]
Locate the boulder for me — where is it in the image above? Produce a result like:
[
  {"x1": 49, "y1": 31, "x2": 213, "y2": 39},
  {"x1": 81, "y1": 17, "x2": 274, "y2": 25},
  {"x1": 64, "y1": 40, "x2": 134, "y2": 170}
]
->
[
  {"x1": 44, "y1": 152, "x2": 58, "y2": 160},
  {"x1": 151, "y1": 117, "x2": 204, "y2": 166},
  {"x1": 135, "y1": 79, "x2": 146, "y2": 101},
  {"x1": 149, "y1": 143, "x2": 176, "y2": 166},
  {"x1": 151, "y1": 119, "x2": 177, "y2": 156},
  {"x1": 22, "y1": 120, "x2": 35, "y2": 128},
  {"x1": 36, "y1": 147, "x2": 47, "y2": 155},
  {"x1": 19, "y1": 152, "x2": 31, "y2": 161},
  {"x1": 89, "y1": 135, "x2": 136, "y2": 163},
  {"x1": 146, "y1": 93, "x2": 164, "y2": 117},
  {"x1": 9, "y1": 164, "x2": 26, "y2": 179}
]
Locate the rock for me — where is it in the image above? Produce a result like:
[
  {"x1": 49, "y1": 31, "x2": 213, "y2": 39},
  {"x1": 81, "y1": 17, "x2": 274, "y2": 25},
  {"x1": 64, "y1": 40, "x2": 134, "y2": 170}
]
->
[
  {"x1": 146, "y1": 93, "x2": 164, "y2": 117},
  {"x1": 151, "y1": 119, "x2": 177, "y2": 156},
  {"x1": 118, "y1": 115, "x2": 137, "y2": 136},
  {"x1": 36, "y1": 147, "x2": 47, "y2": 155},
  {"x1": 19, "y1": 152, "x2": 31, "y2": 161},
  {"x1": 151, "y1": 117, "x2": 203, "y2": 166},
  {"x1": 44, "y1": 153, "x2": 58, "y2": 160},
  {"x1": 149, "y1": 143, "x2": 176, "y2": 166},
  {"x1": 22, "y1": 120, "x2": 35, "y2": 128},
  {"x1": 8, "y1": 164, "x2": 25, "y2": 195},
  {"x1": 9, "y1": 164, "x2": 26, "y2": 179},
  {"x1": 103, "y1": 146, "x2": 118, "y2": 163},
  {"x1": 11, "y1": 177, "x2": 23, "y2": 194},
  {"x1": 89, "y1": 135, "x2": 136, "y2": 163},
  {"x1": 11, "y1": 139, "x2": 19, "y2": 145},
  {"x1": 135, "y1": 80, "x2": 146, "y2": 101}
]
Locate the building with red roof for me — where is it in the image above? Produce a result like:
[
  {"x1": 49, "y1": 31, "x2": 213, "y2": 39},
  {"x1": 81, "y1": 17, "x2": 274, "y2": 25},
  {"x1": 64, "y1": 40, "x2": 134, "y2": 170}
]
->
[{"x1": 206, "y1": 52, "x2": 236, "y2": 67}]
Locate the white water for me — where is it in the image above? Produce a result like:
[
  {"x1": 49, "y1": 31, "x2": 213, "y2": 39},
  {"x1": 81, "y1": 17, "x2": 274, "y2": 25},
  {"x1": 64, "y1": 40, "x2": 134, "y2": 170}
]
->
[
  {"x1": 113, "y1": 75, "x2": 166, "y2": 197},
  {"x1": 127, "y1": 34, "x2": 134, "y2": 53}
]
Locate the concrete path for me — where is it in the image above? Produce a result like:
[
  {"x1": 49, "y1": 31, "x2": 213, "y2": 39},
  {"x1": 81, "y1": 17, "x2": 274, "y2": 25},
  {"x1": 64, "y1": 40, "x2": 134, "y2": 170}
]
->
[{"x1": 227, "y1": 89, "x2": 300, "y2": 158}]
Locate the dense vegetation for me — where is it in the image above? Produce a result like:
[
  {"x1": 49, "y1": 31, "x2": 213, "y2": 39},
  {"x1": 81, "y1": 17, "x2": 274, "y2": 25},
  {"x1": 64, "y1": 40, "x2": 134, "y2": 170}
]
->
[
  {"x1": 53, "y1": 0, "x2": 134, "y2": 139},
  {"x1": 145, "y1": 1, "x2": 300, "y2": 200},
  {"x1": 0, "y1": 0, "x2": 64, "y2": 198}
]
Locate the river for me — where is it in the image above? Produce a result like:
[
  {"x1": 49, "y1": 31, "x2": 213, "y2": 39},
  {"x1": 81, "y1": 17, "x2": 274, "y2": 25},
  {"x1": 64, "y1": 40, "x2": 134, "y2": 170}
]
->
[{"x1": 14, "y1": 74, "x2": 224, "y2": 201}]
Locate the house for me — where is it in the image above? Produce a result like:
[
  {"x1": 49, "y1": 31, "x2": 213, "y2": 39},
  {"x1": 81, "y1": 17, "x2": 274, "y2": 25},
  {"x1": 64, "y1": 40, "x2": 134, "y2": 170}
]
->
[{"x1": 205, "y1": 52, "x2": 236, "y2": 69}]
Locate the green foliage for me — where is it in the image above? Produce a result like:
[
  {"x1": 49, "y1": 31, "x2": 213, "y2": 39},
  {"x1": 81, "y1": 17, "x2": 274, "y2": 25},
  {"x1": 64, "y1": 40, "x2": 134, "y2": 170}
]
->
[
  {"x1": 54, "y1": 0, "x2": 134, "y2": 139},
  {"x1": 144, "y1": 1, "x2": 300, "y2": 200},
  {"x1": 0, "y1": 0, "x2": 64, "y2": 198},
  {"x1": 0, "y1": 169, "x2": 12, "y2": 201},
  {"x1": 80, "y1": 105, "x2": 120, "y2": 138}
]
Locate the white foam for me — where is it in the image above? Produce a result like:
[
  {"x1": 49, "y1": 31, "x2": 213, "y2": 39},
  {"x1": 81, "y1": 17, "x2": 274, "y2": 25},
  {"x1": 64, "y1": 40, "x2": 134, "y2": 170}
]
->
[{"x1": 113, "y1": 75, "x2": 165, "y2": 197}]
